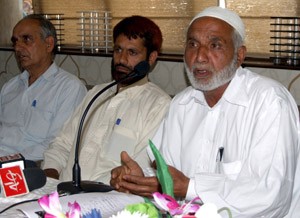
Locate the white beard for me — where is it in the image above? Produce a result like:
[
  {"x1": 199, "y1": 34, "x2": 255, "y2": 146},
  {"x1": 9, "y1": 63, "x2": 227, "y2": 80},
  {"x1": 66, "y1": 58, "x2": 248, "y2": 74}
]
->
[{"x1": 184, "y1": 55, "x2": 238, "y2": 91}]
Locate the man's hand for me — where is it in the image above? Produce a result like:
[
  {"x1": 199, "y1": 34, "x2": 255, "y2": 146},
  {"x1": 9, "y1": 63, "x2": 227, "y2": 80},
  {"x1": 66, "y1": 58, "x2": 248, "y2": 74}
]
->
[
  {"x1": 44, "y1": 168, "x2": 59, "y2": 180},
  {"x1": 119, "y1": 164, "x2": 189, "y2": 198},
  {"x1": 110, "y1": 151, "x2": 144, "y2": 190},
  {"x1": 110, "y1": 151, "x2": 190, "y2": 198},
  {"x1": 110, "y1": 151, "x2": 160, "y2": 197},
  {"x1": 168, "y1": 165, "x2": 190, "y2": 198},
  {"x1": 151, "y1": 161, "x2": 190, "y2": 198},
  {"x1": 118, "y1": 175, "x2": 160, "y2": 198}
]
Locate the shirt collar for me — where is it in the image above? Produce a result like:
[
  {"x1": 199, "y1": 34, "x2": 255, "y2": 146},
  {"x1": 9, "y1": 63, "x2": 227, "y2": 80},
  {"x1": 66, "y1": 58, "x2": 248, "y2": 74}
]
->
[
  {"x1": 20, "y1": 62, "x2": 59, "y2": 85},
  {"x1": 179, "y1": 67, "x2": 250, "y2": 107},
  {"x1": 118, "y1": 76, "x2": 149, "y2": 93},
  {"x1": 223, "y1": 67, "x2": 249, "y2": 107}
]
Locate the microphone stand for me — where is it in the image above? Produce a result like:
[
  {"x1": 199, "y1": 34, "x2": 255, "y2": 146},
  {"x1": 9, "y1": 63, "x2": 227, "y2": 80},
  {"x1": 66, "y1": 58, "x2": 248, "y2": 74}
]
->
[{"x1": 57, "y1": 61, "x2": 150, "y2": 195}]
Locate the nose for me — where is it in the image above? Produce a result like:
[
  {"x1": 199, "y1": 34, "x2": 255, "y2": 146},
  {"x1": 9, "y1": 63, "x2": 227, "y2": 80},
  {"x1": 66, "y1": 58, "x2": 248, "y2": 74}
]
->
[
  {"x1": 118, "y1": 50, "x2": 128, "y2": 65},
  {"x1": 196, "y1": 46, "x2": 209, "y2": 64}
]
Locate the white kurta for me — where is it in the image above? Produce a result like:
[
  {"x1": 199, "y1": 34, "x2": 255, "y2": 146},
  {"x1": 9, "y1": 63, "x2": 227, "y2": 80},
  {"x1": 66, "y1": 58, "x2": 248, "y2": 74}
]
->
[
  {"x1": 150, "y1": 67, "x2": 300, "y2": 217},
  {"x1": 42, "y1": 77, "x2": 171, "y2": 184},
  {"x1": 0, "y1": 63, "x2": 87, "y2": 160}
]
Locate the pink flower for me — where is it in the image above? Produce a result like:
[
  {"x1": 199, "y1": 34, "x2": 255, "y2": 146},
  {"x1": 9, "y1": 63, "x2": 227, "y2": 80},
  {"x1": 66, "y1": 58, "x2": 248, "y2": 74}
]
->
[
  {"x1": 66, "y1": 201, "x2": 81, "y2": 218},
  {"x1": 38, "y1": 191, "x2": 81, "y2": 218},
  {"x1": 38, "y1": 191, "x2": 66, "y2": 218},
  {"x1": 152, "y1": 192, "x2": 201, "y2": 216}
]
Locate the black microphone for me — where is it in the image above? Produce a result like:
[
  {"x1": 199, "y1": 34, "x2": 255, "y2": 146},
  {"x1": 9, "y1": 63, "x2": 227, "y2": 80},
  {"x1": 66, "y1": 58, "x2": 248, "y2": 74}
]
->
[
  {"x1": 0, "y1": 156, "x2": 47, "y2": 193},
  {"x1": 57, "y1": 61, "x2": 150, "y2": 195},
  {"x1": 23, "y1": 168, "x2": 47, "y2": 191}
]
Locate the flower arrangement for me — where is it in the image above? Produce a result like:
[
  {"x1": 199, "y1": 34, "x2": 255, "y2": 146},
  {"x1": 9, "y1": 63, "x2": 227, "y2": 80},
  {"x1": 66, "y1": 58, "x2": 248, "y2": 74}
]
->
[
  {"x1": 108, "y1": 192, "x2": 232, "y2": 218},
  {"x1": 37, "y1": 191, "x2": 156, "y2": 218},
  {"x1": 152, "y1": 192, "x2": 232, "y2": 218},
  {"x1": 37, "y1": 140, "x2": 232, "y2": 218},
  {"x1": 152, "y1": 192, "x2": 201, "y2": 216},
  {"x1": 38, "y1": 191, "x2": 102, "y2": 218},
  {"x1": 38, "y1": 191, "x2": 81, "y2": 218},
  {"x1": 110, "y1": 202, "x2": 158, "y2": 218},
  {"x1": 38, "y1": 191, "x2": 232, "y2": 218}
]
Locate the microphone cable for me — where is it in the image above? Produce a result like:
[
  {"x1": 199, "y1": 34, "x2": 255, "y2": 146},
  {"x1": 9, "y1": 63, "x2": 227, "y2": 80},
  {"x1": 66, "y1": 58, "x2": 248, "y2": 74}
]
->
[{"x1": 0, "y1": 198, "x2": 39, "y2": 214}]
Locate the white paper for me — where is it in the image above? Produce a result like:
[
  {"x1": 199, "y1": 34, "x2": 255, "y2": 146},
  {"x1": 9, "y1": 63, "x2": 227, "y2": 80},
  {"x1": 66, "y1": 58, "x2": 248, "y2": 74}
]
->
[{"x1": 16, "y1": 191, "x2": 144, "y2": 218}]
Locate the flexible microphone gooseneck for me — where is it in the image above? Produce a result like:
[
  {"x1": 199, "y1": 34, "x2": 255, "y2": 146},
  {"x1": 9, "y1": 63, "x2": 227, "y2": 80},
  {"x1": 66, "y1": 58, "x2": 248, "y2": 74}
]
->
[{"x1": 57, "y1": 61, "x2": 150, "y2": 195}]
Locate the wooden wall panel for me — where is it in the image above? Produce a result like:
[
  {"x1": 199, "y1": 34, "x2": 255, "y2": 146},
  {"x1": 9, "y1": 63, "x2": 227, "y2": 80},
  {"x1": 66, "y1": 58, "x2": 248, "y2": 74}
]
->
[{"x1": 32, "y1": 0, "x2": 300, "y2": 55}]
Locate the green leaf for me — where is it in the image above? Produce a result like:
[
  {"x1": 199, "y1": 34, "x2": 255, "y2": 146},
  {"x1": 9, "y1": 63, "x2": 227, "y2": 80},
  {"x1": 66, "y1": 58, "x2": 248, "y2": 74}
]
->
[{"x1": 149, "y1": 139, "x2": 174, "y2": 198}]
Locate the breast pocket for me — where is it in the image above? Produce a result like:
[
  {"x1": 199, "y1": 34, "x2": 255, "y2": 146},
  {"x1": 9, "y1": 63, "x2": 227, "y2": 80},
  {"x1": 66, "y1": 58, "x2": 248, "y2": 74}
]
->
[
  {"x1": 220, "y1": 160, "x2": 242, "y2": 180},
  {"x1": 104, "y1": 125, "x2": 138, "y2": 162},
  {"x1": 25, "y1": 107, "x2": 53, "y2": 139}
]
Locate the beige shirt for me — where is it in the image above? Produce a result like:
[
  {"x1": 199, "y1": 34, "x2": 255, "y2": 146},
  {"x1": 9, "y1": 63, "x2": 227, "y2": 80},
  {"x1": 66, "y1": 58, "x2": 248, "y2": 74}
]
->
[{"x1": 42, "y1": 77, "x2": 171, "y2": 184}]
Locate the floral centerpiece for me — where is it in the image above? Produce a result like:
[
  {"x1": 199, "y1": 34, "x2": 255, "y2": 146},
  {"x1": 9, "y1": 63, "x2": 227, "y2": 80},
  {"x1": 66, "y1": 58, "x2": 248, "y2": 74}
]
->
[
  {"x1": 38, "y1": 191, "x2": 81, "y2": 218},
  {"x1": 38, "y1": 191, "x2": 231, "y2": 218}
]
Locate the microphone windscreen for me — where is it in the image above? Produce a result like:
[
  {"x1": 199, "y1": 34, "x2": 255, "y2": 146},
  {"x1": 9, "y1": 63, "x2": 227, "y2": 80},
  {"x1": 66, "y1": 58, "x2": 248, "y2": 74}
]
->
[
  {"x1": 24, "y1": 159, "x2": 38, "y2": 168},
  {"x1": 134, "y1": 61, "x2": 150, "y2": 77},
  {"x1": 23, "y1": 168, "x2": 47, "y2": 191}
]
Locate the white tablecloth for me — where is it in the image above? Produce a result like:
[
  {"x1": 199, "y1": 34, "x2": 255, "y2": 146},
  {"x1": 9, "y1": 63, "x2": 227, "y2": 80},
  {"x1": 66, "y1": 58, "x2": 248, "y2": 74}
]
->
[{"x1": 0, "y1": 178, "x2": 59, "y2": 217}]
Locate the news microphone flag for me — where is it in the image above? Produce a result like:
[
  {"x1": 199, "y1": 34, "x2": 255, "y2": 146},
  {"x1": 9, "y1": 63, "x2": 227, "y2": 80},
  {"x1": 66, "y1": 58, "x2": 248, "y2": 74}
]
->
[{"x1": 0, "y1": 165, "x2": 29, "y2": 197}]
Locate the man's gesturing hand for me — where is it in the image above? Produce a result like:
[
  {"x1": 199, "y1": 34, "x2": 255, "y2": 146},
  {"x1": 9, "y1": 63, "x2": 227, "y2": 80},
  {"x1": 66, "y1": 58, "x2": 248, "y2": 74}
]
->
[
  {"x1": 110, "y1": 151, "x2": 189, "y2": 198},
  {"x1": 110, "y1": 151, "x2": 160, "y2": 197},
  {"x1": 110, "y1": 151, "x2": 143, "y2": 190}
]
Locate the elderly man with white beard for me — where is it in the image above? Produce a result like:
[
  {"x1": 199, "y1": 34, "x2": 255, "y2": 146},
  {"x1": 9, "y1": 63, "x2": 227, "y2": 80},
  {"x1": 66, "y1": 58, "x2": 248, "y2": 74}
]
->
[{"x1": 110, "y1": 6, "x2": 300, "y2": 218}]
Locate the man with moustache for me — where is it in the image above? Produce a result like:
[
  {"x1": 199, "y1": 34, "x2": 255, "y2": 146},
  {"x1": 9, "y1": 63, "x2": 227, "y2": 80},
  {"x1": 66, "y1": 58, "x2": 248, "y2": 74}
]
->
[
  {"x1": 42, "y1": 16, "x2": 171, "y2": 185},
  {"x1": 0, "y1": 14, "x2": 86, "y2": 161},
  {"x1": 110, "y1": 7, "x2": 300, "y2": 217}
]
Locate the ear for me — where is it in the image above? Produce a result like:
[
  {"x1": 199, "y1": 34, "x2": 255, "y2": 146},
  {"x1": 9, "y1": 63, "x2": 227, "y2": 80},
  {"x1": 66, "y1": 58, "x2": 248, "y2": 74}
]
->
[
  {"x1": 45, "y1": 36, "x2": 55, "y2": 52},
  {"x1": 148, "y1": 51, "x2": 158, "y2": 66},
  {"x1": 237, "y1": 45, "x2": 246, "y2": 67}
]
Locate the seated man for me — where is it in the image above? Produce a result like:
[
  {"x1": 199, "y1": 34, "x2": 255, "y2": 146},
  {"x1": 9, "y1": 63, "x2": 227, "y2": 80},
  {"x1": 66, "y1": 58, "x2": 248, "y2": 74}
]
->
[
  {"x1": 0, "y1": 14, "x2": 87, "y2": 161},
  {"x1": 42, "y1": 16, "x2": 171, "y2": 185},
  {"x1": 110, "y1": 7, "x2": 300, "y2": 217}
]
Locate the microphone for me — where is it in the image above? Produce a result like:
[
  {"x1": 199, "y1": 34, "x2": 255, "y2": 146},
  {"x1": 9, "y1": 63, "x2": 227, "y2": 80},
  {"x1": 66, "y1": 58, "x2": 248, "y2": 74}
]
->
[
  {"x1": 0, "y1": 154, "x2": 47, "y2": 196},
  {"x1": 23, "y1": 168, "x2": 47, "y2": 191},
  {"x1": 0, "y1": 167, "x2": 47, "y2": 196},
  {"x1": 57, "y1": 61, "x2": 150, "y2": 195}
]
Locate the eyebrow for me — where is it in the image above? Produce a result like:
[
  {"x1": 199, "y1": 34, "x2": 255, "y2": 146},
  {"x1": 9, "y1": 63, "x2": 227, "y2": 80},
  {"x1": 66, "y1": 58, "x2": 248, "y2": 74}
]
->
[
  {"x1": 11, "y1": 34, "x2": 32, "y2": 41},
  {"x1": 208, "y1": 34, "x2": 222, "y2": 40}
]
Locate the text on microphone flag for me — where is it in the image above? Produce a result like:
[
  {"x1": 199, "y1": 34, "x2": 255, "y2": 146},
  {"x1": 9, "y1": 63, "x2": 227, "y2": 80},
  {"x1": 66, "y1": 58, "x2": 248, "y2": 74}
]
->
[{"x1": 0, "y1": 165, "x2": 29, "y2": 197}]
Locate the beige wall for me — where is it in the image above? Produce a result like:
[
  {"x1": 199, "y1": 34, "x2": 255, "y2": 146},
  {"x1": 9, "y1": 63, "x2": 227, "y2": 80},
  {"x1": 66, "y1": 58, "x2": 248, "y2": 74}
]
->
[
  {"x1": 31, "y1": 0, "x2": 300, "y2": 55},
  {"x1": 0, "y1": 0, "x2": 23, "y2": 46}
]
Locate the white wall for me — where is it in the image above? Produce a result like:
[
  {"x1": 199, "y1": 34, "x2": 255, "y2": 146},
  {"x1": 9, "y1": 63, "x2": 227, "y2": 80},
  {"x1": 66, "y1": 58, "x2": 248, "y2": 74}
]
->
[{"x1": 0, "y1": 50, "x2": 299, "y2": 105}]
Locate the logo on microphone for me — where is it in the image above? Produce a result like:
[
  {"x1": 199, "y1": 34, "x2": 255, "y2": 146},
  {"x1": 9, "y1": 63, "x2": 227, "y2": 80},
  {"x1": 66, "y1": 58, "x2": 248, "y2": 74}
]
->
[{"x1": 0, "y1": 165, "x2": 29, "y2": 197}]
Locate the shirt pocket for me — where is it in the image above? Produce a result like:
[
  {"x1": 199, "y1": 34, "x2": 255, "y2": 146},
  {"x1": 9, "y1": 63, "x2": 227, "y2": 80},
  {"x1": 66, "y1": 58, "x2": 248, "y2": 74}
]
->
[
  {"x1": 25, "y1": 107, "x2": 53, "y2": 139},
  {"x1": 104, "y1": 125, "x2": 138, "y2": 162},
  {"x1": 220, "y1": 160, "x2": 242, "y2": 180}
]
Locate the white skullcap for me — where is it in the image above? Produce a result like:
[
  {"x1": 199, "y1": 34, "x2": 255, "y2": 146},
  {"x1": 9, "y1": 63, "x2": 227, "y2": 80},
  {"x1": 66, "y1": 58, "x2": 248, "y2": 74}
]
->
[{"x1": 189, "y1": 6, "x2": 245, "y2": 41}]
